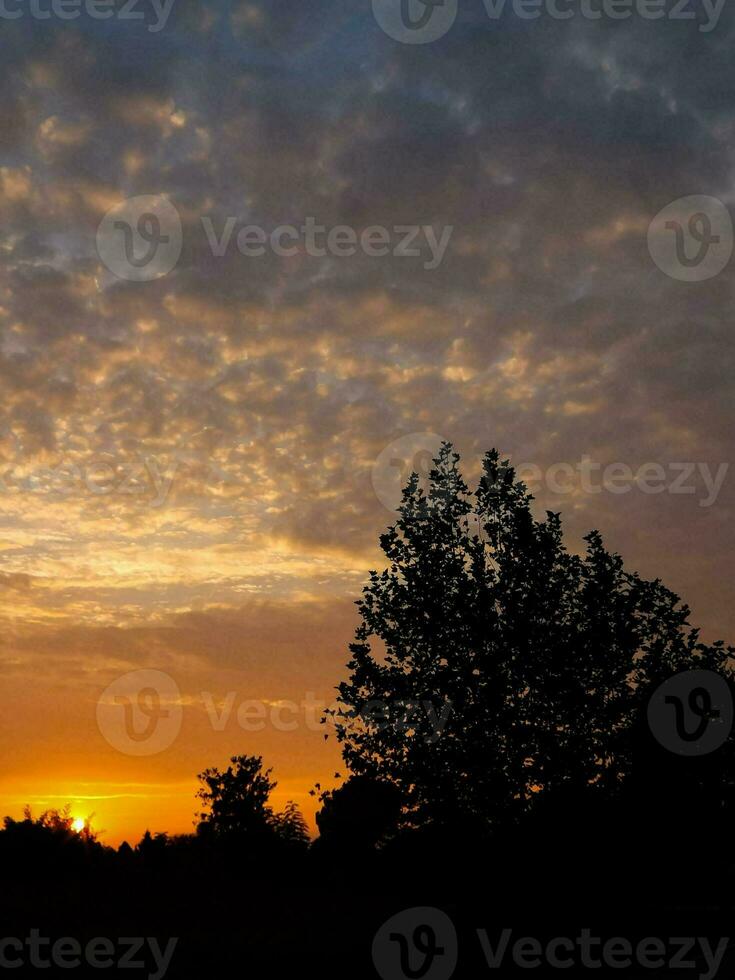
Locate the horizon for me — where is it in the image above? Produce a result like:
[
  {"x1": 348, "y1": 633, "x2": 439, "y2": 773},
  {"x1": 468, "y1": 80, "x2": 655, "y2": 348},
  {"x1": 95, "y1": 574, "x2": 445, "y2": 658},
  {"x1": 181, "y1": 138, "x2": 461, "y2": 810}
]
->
[{"x1": 2, "y1": 447, "x2": 731, "y2": 847}]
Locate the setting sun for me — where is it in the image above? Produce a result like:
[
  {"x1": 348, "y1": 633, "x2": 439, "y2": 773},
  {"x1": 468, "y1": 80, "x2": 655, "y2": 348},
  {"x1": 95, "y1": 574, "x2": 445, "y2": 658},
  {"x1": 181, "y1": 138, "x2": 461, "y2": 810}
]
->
[{"x1": 72, "y1": 818, "x2": 85, "y2": 833}]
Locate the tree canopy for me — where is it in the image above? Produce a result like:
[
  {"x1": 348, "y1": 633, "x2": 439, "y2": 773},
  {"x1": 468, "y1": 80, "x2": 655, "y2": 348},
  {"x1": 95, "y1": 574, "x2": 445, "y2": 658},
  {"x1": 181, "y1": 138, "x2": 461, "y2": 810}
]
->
[
  {"x1": 328, "y1": 444, "x2": 734, "y2": 835},
  {"x1": 196, "y1": 754, "x2": 308, "y2": 849}
]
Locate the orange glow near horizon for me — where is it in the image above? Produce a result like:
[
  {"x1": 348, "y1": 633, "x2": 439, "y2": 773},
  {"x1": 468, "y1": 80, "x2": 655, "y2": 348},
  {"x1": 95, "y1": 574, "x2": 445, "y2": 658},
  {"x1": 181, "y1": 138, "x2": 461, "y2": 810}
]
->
[{"x1": 0, "y1": 782, "x2": 323, "y2": 847}]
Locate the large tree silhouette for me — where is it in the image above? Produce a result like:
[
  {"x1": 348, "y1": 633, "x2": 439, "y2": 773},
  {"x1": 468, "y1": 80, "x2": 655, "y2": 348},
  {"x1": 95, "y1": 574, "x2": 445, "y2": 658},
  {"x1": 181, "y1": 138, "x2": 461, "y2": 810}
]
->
[{"x1": 328, "y1": 444, "x2": 734, "y2": 835}]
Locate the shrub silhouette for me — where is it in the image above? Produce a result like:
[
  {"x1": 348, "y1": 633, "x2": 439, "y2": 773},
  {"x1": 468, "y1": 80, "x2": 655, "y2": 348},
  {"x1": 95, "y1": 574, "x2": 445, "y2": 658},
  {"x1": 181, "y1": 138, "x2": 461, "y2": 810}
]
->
[
  {"x1": 0, "y1": 805, "x2": 104, "y2": 877},
  {"x1": 328, "y1": 444, "x2": 735, "y2": 837}
]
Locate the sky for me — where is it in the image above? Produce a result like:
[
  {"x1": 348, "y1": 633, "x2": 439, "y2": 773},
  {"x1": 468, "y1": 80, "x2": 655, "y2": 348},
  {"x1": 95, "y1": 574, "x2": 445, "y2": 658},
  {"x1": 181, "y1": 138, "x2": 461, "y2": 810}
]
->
[{"x1": 0, "y1": 0, "x2": 734, "y2": 845}]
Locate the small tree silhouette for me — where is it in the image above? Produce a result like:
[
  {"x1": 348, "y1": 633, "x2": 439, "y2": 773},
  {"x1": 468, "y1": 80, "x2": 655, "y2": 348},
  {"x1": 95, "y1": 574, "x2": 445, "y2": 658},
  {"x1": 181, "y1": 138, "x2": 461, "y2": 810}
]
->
[
  {"x1": 196, "y1": 754, "x2": 308, "y2": 850},
  {"x1": 328, "y1": 444, "x2": 734, "y2": 836},
  {"x1": 269, "y1": 800, "x2": 310, "y2": 849},
  {"x1": 196, "y1": 755, "x2": 277, "y2": 840},
  {"x1": 314, "y1": 776, "x2": 402, "y2": 853}
]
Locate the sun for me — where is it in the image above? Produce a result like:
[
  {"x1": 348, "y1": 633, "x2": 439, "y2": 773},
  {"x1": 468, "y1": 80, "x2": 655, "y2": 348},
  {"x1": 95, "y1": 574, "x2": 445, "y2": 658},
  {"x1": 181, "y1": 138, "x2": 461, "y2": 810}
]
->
[{"x1": 72, "y1": 817, "x2": 85, "y2": 833}]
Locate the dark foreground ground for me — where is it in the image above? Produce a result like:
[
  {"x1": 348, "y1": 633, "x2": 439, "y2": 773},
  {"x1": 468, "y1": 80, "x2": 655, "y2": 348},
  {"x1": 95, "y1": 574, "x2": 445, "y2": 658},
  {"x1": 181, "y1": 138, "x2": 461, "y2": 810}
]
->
[{"x1": 2, "y1": 819, "x2": 733, "y2": 979}]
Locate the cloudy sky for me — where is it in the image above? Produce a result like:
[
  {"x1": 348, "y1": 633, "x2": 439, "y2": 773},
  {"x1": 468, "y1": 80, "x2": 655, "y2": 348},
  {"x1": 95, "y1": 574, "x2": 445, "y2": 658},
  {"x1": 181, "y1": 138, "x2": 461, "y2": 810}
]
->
[{"x1": 0, "y1": 0, "x2": 733, "y2": 844}]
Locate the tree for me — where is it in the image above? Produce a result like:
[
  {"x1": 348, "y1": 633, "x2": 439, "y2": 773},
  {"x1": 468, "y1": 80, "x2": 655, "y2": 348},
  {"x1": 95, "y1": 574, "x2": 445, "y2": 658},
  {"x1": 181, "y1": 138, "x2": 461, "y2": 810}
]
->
[
  {"x1": 136, "y1": 829, "x2": 170, "y2": 870},
  {"x1": 196, "y1": 754, "x2": 309, "y2": 851},
  {"x1": 270, "y1": 801, "x2": 310, "y2": 849},
  {"x1": 196, "y1": 755, "x2": 277, "y2": 840},
  {"x1": 328, "y1": 444, "x2": 735, "y2": 836},
  {"x1": 314, "y1": 776, "x2": 402, "y2": 853}
]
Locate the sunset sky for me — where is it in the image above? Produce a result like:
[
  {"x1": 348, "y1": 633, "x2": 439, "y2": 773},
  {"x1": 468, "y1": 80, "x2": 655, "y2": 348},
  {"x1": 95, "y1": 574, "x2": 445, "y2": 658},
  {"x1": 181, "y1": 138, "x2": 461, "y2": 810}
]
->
[{"x1": 0, "y1": 0, "x2": 734, "y2": 845}]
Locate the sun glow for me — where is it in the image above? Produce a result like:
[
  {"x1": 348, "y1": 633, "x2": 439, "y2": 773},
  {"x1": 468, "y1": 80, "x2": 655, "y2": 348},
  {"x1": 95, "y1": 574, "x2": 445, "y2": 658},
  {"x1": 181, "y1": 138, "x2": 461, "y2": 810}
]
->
[{"x1": 72, "y1": 817, "x2": 85, "y2": 833}]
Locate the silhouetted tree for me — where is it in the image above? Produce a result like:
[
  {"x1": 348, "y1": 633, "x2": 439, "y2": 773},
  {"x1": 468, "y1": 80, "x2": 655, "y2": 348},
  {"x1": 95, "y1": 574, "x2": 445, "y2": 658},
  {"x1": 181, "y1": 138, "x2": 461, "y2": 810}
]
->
[
  {"x1": 136, "y1": 829, "x2": 171, "y2": 871},
  {"x1": 314, "y1": 775, "x2": 402, "y2": 853},
  {"x1": 196, "y1": 755, "x2": 276, "y2": 840},
  {"x1": 270, "y1": 800, "x2": 310, "y2": 849},
  {"x1": 196, "y1": 754, "x2": 308, "y2": 852},
  {"x1": 0, "y1": 804, "x2": 105, "y2": 876},
  {"x1": 328, "y1": 444, "x2": 735, "y2": 836}
]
